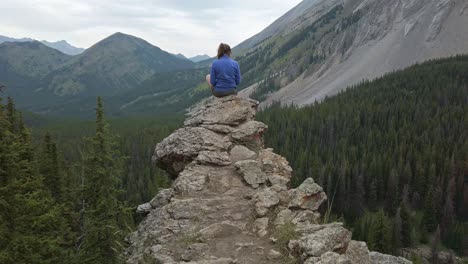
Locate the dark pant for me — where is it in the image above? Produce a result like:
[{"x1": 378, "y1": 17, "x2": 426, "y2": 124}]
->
[{"x1": 211, "y1": 88, "x2": 237, "y2": 98}]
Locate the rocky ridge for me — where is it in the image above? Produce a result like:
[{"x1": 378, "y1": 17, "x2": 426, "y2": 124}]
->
[{"x1": 126, "y1": 96, "x2": 411, "y2": 264}]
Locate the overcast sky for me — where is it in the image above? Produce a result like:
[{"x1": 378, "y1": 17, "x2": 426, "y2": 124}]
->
[{"x1": 0, "y1": 0, "x2": 302, "y2": 57}]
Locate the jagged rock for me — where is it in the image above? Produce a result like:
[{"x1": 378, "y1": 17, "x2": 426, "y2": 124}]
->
[
  {"x1": 195, "y1": 151, "x2": 231, "y2": 166},
  {"x1": 254, "y1": 217, "x2": 269, "y2": 237},
  {"x1": 345, "y1": 241, "x2": 371, "y2": 264},
  {"x1": 229, "y1": 145, "x2": 257, "y2": 163},
  {"x1": 317, "y1": 251, "x2": 351, "y2": 264},
  {"x1": 267, "y1": 174, "x2": 290, "y2": 188},
  {"x1": 136, "y1": 203, "x2": 151, "y2": 214},
  {"x1": 234, "y1": 160, "x2": 266, "y2": 188},
  {"x1": 185, "y1": 96, "x2": 258, "y2": 127},
  {"x1": 369, "y1": 252, "x2": 412, "y2": 264},
  {"x1": 231, "y1": 121, "x2": 267, "y2": 143},
  {"x1": 258, "y1": 148, "x2": 292, "y2": 179},
  {"x1": 304, "y1": 257, "x2": 321, "y2": 264},
  {"x1": 200, "y1": 124, "x2": 235, "y2": 134},
  {"x1": 254, "y1": 188, "x2": 280, "y2": 217},
  {"x1": 127, "y1": 97, "x2": 407, "y2": 264},
  {"x1": 291, "y1": 210, "x2": 321, "y2": 228},
  {"x1": 150, "y1": 189, "x2": 173, "y2": 209},
  {"x1": 290, "y1": 225, "x2": 352, "y2": 257},
  {"x1": 173, "y1": 165, "x2": 208, "y2": 194},
  {"x1": 289, "y1": 178, "x2": 327, "y2": 211},
  {"x1": 154, "y1": 127, "x2": 232, "y2": 177}
]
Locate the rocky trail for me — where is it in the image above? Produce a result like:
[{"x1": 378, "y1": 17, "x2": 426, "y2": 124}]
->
[{"x1": 125, "y1": 96, "x2": 411, "y2": 264}]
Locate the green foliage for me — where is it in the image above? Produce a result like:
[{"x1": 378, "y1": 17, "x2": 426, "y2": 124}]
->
[
  {"x1": 274, "y1": 223, "x2": 299, "y2": 255},
  {"x1": 258, "y1": 55, "x2": 468, "y2": 255},
  {"x1": 78, "y1": 97, "x2": 131, "y2": 264},
  {"x1": 0, "y1": 97, "x2": 71, "y2": 263}
]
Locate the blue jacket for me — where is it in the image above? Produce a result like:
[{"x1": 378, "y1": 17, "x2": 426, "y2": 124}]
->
[{"x1": 210, "y1": 55, "x2": 241, "y2": 92}]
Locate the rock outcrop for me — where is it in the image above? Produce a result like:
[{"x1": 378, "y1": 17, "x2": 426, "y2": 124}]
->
[{"x1": 126, "y1": 96, "x2": 411, "y2": 264}]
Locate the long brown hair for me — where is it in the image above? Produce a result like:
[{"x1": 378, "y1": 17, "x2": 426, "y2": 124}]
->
[{"x1": 217, "y1": 43, "x2": 232, "y2": 59}]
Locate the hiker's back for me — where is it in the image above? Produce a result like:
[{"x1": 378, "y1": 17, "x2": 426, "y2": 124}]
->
[{"x1": 211, "y1": 55, "x2": 240, "y2": 91}]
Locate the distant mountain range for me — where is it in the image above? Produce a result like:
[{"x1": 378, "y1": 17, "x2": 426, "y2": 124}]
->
[
  {"x1": 1, "y1": 0, "x2": 468, "y2": 117},
  {"x1": 173, "y1": 53, "x2": 211, "y2": 62},
  {"x1": 0, "y1": 35, "x2": 85, "y2": 55},
  {"x1": 0, "y1": 32, "x2": 195, "y2": 115},
  {"x1": 188, "y1": 54, "x2": 211, "y2": 62}
]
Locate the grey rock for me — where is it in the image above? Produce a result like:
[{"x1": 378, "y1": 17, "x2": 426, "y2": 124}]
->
[
  {"x1": 254, "y1": 187, "x2": 280, "y2": 217},
  {"x1": 267, "y1": 174, "x2": 290, "y2": 188},
  {"x1": 200, "y1": 124, "x2": 235, "y2": 134},
  {"x1": 258, "y1": 148, "x2": 292, "y2": 179},
  {"x1": 345, "y1": 241, "x2": 371, "y2": 264},
  {"x1": 234, "y1": 160, "x2": 266, "y2": 188},
  {"x1": 154, "y1": 127, "x2": 231, "y2": 177},
  {"x1": 318, "y1": 251, "x2": 351, "y2": 264},
  {"x1": 267, "y1": 249, "x2": 282, "y2": 259},
  {"x1": 185, "y1": 96, "x2": 258, "y2": 127},
  {"x1": 275, "y1": 209, "x2": 296, "y2": 226},
  {"x1": 369, "y1": 252, "x2": 412, "y2": 264},
  {"x1": 253, "y1": 217, "x2": 269, "y2": 237},
  {"x1": 136, "y1": 203, "x2": 152, "y2": 214},
  {"x1": 229, "y1": 145, "x2": 257, "y2": 163},
  {"x1": 304, "y1": 257, "x2": 321, "y2": 264},
  {"x1": 295, "y1": 225, "x2": 352, "y2": 257},
  {"x1": 173, "y1": 166, "x2": 208, "y2": 195},
  {"x1": 150, "y1": 189, "x2": 173, "y2": 209},
  {"x1": 196, "y1": 151, "x2": 231, "y2": 166},
  {"x1": 291, "y1": 210, "x2": 321, "y2": 228},
  {"x1": 289, "y1": 178, "x2": 327, "y2": 211},
  {"x1": 231, "y1": 121, "x2": 267, "y2": 143}
]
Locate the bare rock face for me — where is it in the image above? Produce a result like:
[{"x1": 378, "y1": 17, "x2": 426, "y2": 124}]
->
[{"x1": 127, "y1": 96, "x2": 410, "y2": 264}]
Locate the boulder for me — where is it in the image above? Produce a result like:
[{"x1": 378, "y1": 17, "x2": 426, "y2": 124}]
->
[
  {"x1": 231, "y1": 121, "x2": 268, "y2": 143},
  {"x1": 136, "y1": 203, "x2": 151, "y2": 214},
  {"x1": 254, "y1": 217, "x2": 269, "y2": 237},
  {"x1": 345, "y1": 241, "x2": 371, "y2": 264},
  {"x1": 254, "y1": 187, "x2": 280, "y2": 217},
  {"x1": 153, "y1": 127, "x2": 231, "y2": 177},
  {"x1": 184, "y1": 96, "x2": 258, "y2": 127},
  {"x1": 369, "y1": 252, "x2": 412, "y2": 264},
  {"x1": 234, "y1": 160, "x2": 266, "y2": 188},
  {"x1": 229, "y1": 145, "x2": 257, "y2": 163},
  {"x1": 290, "y1": 225, "x2": 352, "y2": 257},
  {"x1": 289, "y1": 178, "x2": 327, "y2": 211},
  {"x1": 173, "y1": 165, "x2": 208, "y2": 194},
  {"x1": 317, "y1": 251, "x2": 351, "y2": 264},
  {"x1": 195, "y1": 151, "x2": 231, "y2": 166},
  {"x1": 258, "y1": 148, "x2": 293, "y2": 178},
  {"x1": 150, "y1": 189, "x2": 173, "y2": 209}
]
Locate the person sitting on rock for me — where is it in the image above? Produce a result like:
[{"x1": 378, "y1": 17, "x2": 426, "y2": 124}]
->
[{"x1": 206, "y1": 43, "x2": 241, "y2": 97}]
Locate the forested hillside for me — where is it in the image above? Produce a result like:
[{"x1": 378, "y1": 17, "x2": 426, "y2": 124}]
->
[
  {"x1": 0, "y1": 96, "x2": 181, "y2": 262},
  {"x1": 257, "y1": 56, "x2": 468, "y2": 258}
]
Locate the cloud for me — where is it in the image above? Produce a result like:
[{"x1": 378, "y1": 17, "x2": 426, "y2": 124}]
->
[{"x1": 0, "y1": 0, "x2": 302, "y2": 57}]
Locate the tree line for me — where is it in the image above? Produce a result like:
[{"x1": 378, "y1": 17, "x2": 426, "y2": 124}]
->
[
  {"x1": 0, "y1": 96, "x2": 177, "y2": 263},
  {"x1": 257, "y1": 56, "x2": 468, "y2": 258}
]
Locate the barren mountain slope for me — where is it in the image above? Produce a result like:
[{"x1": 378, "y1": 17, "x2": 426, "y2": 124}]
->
[{"x1": 240, "y1": 0, "x2": 468, "y2": 107}]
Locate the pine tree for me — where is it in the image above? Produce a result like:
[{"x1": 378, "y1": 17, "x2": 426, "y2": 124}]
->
[
  {"x1": 400, "y1": 201, "x2": 412, "y2": 247},
  {"x1": 39, "y1": 131, "x2": 62, "y2": 201},
  {"x1": 79, "y1": 97, "x2": 129, "y2": 264},
  {"x1": 368, "y1": 209, "x2": 393, "y2": 254},
  {"x1": 0, "y1": 98, "x2": 69, "y2": 263}
]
